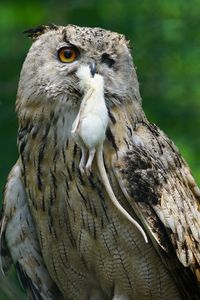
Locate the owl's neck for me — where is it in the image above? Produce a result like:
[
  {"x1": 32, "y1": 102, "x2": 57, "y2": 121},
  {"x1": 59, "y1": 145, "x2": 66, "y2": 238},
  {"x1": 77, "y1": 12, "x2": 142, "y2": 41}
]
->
[{"x1": 17, "y1": 99, "x2": 146, "y2": 162}]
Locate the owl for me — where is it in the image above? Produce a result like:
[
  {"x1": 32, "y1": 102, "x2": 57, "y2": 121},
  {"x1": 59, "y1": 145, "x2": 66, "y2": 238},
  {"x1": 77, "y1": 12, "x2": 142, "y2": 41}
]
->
[{"x1": 0, "y1": 24, "x2": 200, "y2": 300}]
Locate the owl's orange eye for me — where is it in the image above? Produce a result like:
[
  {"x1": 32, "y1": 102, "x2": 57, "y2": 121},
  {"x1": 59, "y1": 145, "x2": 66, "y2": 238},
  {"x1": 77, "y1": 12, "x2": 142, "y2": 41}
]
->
[{"x1": 58, "y1": 46, "x2": 79, "y2": 63}]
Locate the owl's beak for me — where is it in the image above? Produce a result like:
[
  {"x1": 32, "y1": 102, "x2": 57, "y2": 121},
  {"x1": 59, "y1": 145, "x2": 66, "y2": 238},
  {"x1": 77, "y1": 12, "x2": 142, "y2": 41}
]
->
[{"x1": 89, "y1": 62, "x2": 96, "y2": 77}]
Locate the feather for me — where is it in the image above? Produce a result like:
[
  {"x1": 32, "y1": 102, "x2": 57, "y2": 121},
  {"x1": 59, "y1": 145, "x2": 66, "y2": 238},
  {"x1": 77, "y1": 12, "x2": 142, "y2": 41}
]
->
[
  {"x1": 23, "y1": 24, "x2": 58, "y2": 40},
  {"x1": 0, "y1": 162, "x2": 63, "y2": 300},
  {"x1": 109, "y1": 111, "x2": 200, "y2": 298}
]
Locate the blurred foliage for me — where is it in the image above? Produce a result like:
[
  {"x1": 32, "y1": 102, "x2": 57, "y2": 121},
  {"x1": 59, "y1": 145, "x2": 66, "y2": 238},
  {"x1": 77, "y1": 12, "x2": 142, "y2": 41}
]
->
[{"x1": 0, "y1": 0, "x2": 200, "y2": 299}]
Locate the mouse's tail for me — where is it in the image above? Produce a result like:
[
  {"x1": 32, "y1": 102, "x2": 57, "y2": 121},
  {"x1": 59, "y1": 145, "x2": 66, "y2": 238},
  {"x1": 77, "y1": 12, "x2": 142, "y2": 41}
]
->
[{"x1": 96, "y1": 146, "x2": 148, "y2": 243}]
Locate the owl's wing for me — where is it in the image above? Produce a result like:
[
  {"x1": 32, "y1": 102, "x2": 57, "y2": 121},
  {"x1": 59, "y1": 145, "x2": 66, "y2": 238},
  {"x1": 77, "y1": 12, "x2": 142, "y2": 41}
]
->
[
  {"x1": 0, "y1": 161, "x2": 62, "y2": 300},
  {"x1": 111, "y1": 121, "x2": 200, "y2": 295}
]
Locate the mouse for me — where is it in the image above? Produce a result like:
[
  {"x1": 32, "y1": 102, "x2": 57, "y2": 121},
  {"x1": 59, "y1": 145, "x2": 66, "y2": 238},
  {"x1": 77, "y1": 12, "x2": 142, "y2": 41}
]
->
[{"x1": 71, "y1": 65, "x2": 148, "y2": 243}]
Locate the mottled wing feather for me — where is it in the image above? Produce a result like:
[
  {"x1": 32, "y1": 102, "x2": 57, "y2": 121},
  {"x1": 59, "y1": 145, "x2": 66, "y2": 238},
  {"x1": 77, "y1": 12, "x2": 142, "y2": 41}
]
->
[
  {"x1": 112, "y1": 121, "x2": 200, "y2": 283},
  {"x1": 0, "y1": 214, "x2": 12, "y2": 274},
  {"x1": 16, "y1": 261, "x2": 49, "y2": 300},
  {"x1": 0, "y1": 161, "x2": 62, "y2": 300}
]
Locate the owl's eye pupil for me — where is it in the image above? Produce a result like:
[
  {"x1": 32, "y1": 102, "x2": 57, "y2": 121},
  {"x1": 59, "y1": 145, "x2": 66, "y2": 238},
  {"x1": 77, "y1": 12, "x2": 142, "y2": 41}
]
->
[{"x1": 64, "y1": 49, "x2": 72, "y2": 59}]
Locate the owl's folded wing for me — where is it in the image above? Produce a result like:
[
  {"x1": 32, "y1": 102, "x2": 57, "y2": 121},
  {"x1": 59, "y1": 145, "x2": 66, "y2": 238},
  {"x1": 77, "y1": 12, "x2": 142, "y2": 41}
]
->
[
  {"x1": 0, "y1": 161, "x2": 62, "y2": 300},
  {"x1": 111, "y1": 121, "x2": 200, "y2": 296}
]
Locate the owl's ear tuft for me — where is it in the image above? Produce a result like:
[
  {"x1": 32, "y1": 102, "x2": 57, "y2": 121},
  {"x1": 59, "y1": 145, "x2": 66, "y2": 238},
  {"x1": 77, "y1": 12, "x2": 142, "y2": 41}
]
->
[
  {"x1": 23, "y1": 24, "x2": 59, "y2": 40},
  {"x1": 124, "y1": 35, "x2": 131, "y2": 48},
  {"x1": 118, "y1": 34, "x2": 131, "y2": 49}
]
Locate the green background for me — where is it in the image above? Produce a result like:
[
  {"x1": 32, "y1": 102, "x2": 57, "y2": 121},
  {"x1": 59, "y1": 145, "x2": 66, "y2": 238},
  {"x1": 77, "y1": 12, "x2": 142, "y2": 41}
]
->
[{"x1": 0, "y1": 0, "x2": 200, "y2": 298}]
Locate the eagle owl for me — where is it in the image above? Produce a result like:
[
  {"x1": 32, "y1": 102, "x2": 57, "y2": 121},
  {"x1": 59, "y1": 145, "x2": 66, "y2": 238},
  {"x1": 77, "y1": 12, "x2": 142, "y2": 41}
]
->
[{"x1": 0, "y1": 24, "x2": 200, "y2": 300}]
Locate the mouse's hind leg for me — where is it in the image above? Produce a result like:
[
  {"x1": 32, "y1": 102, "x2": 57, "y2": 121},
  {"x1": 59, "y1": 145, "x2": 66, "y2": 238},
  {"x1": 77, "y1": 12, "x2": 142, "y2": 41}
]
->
[
  {"x1": 85, "y1": 148, "x2": 96, "y2": 176},
  {"x1": 79, "y1": 147, "x2": 88, "y2": 174}
]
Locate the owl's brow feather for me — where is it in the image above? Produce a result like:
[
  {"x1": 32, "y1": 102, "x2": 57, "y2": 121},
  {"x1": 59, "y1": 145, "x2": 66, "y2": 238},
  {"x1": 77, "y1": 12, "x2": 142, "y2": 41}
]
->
[{"x1": 62, "y1": 28, "x2": 69, "y2": 44}]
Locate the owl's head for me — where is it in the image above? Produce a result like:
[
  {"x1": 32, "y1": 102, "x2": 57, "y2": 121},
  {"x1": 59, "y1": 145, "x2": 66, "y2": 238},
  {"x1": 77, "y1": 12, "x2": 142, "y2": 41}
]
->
[{"x1": 17, "y1": 24, "x2": 141, "y2": 114}]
